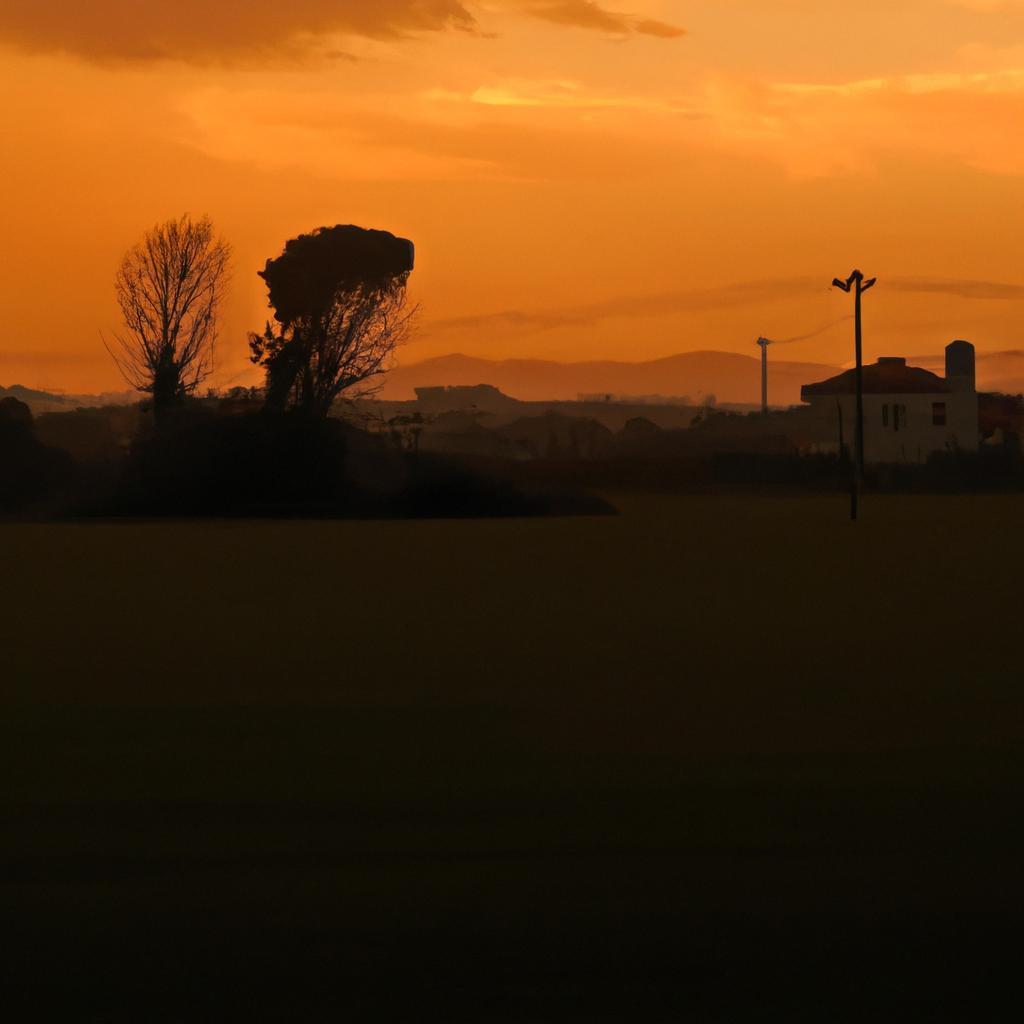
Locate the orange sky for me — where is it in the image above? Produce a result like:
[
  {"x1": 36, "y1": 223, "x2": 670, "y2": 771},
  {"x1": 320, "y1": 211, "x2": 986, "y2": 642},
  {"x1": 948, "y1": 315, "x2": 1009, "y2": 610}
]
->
[{"x1": 3, "y1": 0, "x2": 1024, "y2": 393}]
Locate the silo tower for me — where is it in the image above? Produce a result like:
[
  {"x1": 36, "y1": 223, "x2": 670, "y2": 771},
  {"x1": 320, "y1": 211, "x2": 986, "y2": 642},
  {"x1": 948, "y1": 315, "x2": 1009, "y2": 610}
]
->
[{"x1": 945, "y1": 339, "x2": 976, "y2": 393}]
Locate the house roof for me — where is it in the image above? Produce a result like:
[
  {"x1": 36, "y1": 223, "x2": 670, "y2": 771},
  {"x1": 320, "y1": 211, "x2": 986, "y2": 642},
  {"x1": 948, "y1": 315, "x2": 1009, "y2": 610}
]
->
[{"x1": 801, "y1": 357, "x2": 949, "y2": 399}]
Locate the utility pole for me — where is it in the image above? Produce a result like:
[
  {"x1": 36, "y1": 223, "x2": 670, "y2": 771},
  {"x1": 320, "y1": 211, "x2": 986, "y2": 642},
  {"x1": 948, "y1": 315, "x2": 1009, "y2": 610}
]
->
[
  {"x1": 756, "y1": 337, "x2": 771, "y2": 414},
  {"x1": 831, "y1": 269, "x2": 876, "y2": 521}
]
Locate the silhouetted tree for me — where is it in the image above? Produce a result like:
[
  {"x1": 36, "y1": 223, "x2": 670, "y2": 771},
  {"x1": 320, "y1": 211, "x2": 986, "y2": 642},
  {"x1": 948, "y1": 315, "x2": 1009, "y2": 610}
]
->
[
  {"x1": 387, "y1": 412, "x2": 426, "y2": 454},
  {"x1": 107, "y1": 215, "x2": 231, "y2": 417},
  {"x1": 0, "y1": 398, "x2": 72, "y2": 514},
  {"x1": 250, "y1": 225, "x2": 416, "y2": 417}
]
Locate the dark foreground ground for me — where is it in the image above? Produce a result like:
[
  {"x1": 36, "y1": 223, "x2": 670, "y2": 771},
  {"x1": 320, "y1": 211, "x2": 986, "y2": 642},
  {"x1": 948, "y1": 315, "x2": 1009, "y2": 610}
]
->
[{"x1": 3, "y1": 494, "x2": 1024, "y2": 1021}]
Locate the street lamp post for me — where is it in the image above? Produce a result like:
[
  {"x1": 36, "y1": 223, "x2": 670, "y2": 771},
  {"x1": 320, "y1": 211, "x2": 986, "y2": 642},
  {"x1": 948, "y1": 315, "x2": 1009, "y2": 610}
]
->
[
  {"x1": 756, "y1": 336, "x2": 771, "y2": 415},
  {"x1": 831, "y1": 269, "x2": 876, "y2": 521}
]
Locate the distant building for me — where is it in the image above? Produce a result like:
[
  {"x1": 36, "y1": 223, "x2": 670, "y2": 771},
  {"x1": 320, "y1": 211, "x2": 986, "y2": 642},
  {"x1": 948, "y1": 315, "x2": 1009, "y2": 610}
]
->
[
  {"x1": 414, "y1": 384, "x2": 517, "y2": 414},
  {"x1": 800, "y1": 340, "x2": 979, "y2": 464}
]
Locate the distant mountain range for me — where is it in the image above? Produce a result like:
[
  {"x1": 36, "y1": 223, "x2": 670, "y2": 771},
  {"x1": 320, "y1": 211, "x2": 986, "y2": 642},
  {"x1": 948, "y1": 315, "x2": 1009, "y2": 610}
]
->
[
  {"x1": 0, "y1": 383, "x2": 138, "y2": 415},
  {"x1": 383, "y1": 348, "x2": 1024, "y2": 406},
  {"x1": 381, "y1": 351, "x2": 843, "y2": 406},
  {"x1": 7, "y1": 347, "x2": 1023, "y2": 415}
]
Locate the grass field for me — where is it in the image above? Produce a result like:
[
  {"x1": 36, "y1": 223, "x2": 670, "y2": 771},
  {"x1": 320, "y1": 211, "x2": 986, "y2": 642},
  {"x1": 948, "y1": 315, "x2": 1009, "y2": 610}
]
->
[{"x1": 3, "y1": 494, "x2": 1024, "y2": 1020}]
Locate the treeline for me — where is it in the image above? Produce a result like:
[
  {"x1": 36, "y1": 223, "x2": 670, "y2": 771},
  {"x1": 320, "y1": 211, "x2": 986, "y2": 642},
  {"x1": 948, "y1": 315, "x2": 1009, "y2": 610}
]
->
[
  {"x1": 0, "y1": 215, "x2": 612, "y2": 520},
  {"x1": 105, "y1": 217, "x2": 415, "y2": 419},
  {"x1": 0, "y1": 397, "x2": 614, "y2": 520},
  {"x1": 432, "y1": 447, "x2": 1024, "y2": 497}
]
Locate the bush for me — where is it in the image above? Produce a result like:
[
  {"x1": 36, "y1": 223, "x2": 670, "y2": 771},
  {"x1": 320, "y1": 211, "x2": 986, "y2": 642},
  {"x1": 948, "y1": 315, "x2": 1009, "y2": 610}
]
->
[
  {"x1": 88, "y1": 412, "x2": 612, "y2": 519},
  {"x1": 0, "y1": 399, "x2": 73, "y2": 516}
]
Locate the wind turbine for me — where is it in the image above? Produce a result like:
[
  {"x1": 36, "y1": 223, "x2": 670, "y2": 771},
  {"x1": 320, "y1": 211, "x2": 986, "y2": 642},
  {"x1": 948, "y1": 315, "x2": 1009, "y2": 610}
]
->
[{"x1": 757, "y1": 318, "x2": 853, "y2": 417}]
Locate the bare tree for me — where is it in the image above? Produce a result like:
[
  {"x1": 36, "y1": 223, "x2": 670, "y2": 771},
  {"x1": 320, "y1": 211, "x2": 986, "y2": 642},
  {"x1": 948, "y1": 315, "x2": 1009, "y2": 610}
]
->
[
  {"x1": 250, "y1": 225, "x2": 416, "y2": 417},
  {"x1": 107, "y1": 215, "x2": 231, "y2": 416}
]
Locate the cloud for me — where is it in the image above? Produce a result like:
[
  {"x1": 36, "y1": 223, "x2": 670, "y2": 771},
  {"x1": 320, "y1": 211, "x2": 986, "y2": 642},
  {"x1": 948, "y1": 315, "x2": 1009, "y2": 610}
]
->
[
  {"x1": 524, "y1": 1, "x2": 686, "y2": 38},
  {"x1": 946, "y1": 1, "x2": 1024, "y2": 10},
  {"x1": 425, "y1": 77, "x2": 698, "y2": 113},
  {"x1": 699, "y1": 62, "x2": 1024, "y2": 176},
  {"x1": 428, "y1": 276, "x2": 1024, "y2": 337},
  {"x1": 0, "y1": 1, "x2": 684, "y2": 63},
  {"x1": 0, "y1": 1, "x2": 479, "y2": 62},
  {"x1": 888, "y1": 277, "x2": 1024, "y2": 299},
  {"x1": 172, "y1": 80, "x2": 699, "y2": 182},
  {"x1": 774, "y1": 68, "x2": 1024, "y2": 97},
  {"x1": 0, "y1": 350, "x2": 105, "y2": 366},
  {"x1": 428, "y1": 278, "x2": 822, "y2": 333}
]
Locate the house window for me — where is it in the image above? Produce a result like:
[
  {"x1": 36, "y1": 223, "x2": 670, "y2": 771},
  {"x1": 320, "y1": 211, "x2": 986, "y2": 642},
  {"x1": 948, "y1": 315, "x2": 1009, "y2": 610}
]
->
[
  {"x1": 882, "y1": 404, "x2": 889, "y2": 427},
  {"x1": 893, "y1": 405, "x2": 901, "y2": 432},
  {"x1": 932, "y1": 402, "x2": 947, "y2": 426}
]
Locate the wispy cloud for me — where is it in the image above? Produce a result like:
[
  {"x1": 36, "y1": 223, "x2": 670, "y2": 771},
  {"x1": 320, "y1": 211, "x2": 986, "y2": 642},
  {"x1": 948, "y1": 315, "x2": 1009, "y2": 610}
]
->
[
  {"x1": 429, "y1": 276, "x2": 1024, "y2": 337},
  {"x1": 888, "y1": 277, "x2": 1024, "y2": 299},
  {"x1": 425, "y1": 78, "x2": 698, "y2": 113},
  {"x1": 699, "y1": 60, "x2": 1024, "y2": 176},
  {"x1": 0, "y1": 349, "x2": 106, "y2": 365},
  {"x1": 174, "y1": 83, "x2": 696, "y2": 182},
  {"x1": 775, "y1": 68, "x2": 1024, "y2": 98},
  {"x1": 945, "y1": 1, "x2": 1024, "y2": 11},
  {"x1": 429, "y1": 278, "x2": 822, "y2": 333},
  {"x1": 0, "y1": 0, "x2": 683, "y2": 64},
  {"x1": 0, "y1": 0, "x2": 480, "y2": 63},
  {"x1": 523, "y1": 1, "x2": 686, "y2": 38}
]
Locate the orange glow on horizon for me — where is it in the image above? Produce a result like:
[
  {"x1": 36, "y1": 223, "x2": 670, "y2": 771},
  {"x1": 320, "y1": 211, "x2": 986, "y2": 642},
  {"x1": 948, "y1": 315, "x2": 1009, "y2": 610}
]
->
[{"x1": 3, "y1": 0, "x2": 1024, "y2": 393}]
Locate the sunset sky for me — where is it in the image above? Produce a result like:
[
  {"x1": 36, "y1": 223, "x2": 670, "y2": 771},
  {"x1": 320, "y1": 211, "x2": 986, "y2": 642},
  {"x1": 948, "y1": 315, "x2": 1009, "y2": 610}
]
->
[{"x1": 4, "y1": 0, "x2": 1024, "y2": 392}]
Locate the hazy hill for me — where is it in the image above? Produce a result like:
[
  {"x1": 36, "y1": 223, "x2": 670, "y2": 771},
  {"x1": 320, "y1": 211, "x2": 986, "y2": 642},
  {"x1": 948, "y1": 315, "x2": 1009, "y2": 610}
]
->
[
  {"x1": 0, "y1": 383, "x2": 138, "y2": 416},
  {"x1": 381, "y1": 351, "x2": 842, "y2": 406},
  {"x1": 913, "y1": 350, "x2": 1024, "y2": 396}
]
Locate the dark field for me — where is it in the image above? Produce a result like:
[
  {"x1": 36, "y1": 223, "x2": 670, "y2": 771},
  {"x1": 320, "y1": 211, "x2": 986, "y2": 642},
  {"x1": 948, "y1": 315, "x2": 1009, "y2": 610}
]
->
[{"x1": 3, "y1": 494, "x2": 1024, "y2": 1020}]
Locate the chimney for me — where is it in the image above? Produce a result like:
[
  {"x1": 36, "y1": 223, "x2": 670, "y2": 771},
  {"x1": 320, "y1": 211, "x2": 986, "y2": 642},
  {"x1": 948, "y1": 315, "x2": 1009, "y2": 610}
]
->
[{"x1": 945, "y1": 339, "x2": 975, "y2": 393}]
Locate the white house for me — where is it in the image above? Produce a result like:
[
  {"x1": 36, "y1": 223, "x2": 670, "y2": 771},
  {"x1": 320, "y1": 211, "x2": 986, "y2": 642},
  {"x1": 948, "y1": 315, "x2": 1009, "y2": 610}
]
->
[{"x1": 800, "y1": 340, "x2": 979, "y2": 464}]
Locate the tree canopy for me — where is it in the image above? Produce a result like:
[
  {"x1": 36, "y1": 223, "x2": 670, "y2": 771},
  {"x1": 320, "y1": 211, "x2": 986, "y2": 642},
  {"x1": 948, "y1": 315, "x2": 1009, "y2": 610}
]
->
[
  {"x1": 251, "y1": 224, "x2": 416, "y2": 417},
  {"x1": 259, "y1": 225, "x2": 414, "y2": 325}
]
